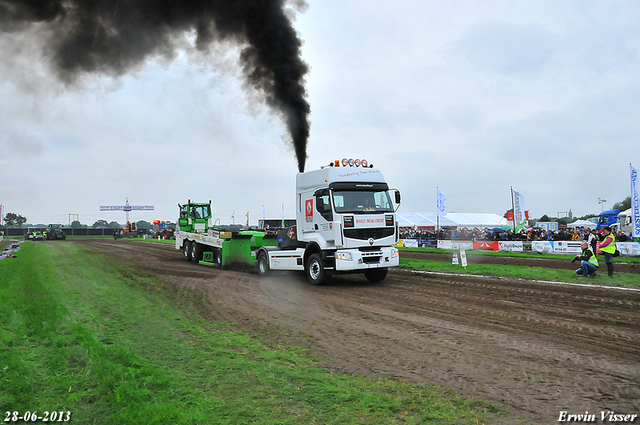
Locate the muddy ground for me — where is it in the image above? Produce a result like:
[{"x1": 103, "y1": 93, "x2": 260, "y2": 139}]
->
[{"x1": 74, "y1": 240, "x2": 640, "y2": 424}]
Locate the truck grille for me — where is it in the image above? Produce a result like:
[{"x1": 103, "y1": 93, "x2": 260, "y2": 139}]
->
[
  {"x1": 362, "y1": 254, "x2": 382, "y2": 264},
  {"x1": 343, "y1": 228, "x2": 394, "y2": 240}
]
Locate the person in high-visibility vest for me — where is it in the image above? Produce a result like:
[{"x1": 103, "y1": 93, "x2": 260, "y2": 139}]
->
[
  {"x1": 597, "y1": 226, "x2": 617, "y2": 277},
  {"x1": 573, "y1": 241, "x2": 599, "y2": 278}
]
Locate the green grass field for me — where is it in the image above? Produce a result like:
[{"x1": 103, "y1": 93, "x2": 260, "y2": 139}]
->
[{"x1": 0, "y1": 242, "x2": 496, "y2": 424}]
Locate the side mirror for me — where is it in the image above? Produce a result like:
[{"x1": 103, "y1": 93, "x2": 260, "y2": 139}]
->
[{"x1": 395, "y1": 190, "x2": 401, "y2": 204}]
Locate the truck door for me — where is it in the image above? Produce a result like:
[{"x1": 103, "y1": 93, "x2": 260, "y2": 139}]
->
[
  {"x1": 314, "y1": 189, "x2": 335, "y2": 243},
  {"x1": 301, "y1": 190, "x2": 315, "y2": 235}
]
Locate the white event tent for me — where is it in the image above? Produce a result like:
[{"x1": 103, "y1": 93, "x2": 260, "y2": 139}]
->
[
  {"x1": 397, "y1": 212, "x2": 506, "y2": 229},
  {"x1": 568, "y1": 219, "x2": 597, "y2": 228}
]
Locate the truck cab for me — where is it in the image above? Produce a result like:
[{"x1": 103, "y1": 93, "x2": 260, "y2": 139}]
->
[
  {"x1": 177, "y1": 201, "x2": 212, "y2": 233},
  {"x1": 597, "y1": 209, "x2": 620, "y2": 231},
  {"x1": 610, "y1": 208, "x2": 632, "y2": 234}
]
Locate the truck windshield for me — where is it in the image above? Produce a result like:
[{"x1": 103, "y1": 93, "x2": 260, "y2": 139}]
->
[
  {"x1": 190, "y1": 205, "x2": 210, "y2": 219},
  {"x1": 332, "y1": 190, "x2": 393, "y2": 214}
]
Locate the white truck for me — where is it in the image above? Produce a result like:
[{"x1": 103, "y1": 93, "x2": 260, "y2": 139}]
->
[
  {"x1": 611, "y1": 208, "x2": 633, "y2": 235},
  {"x1": 176, "y1": 158, "x2": 401, "y2": 285},
  {"x1": 255, "y1": 158, "x2": 401, "y2": 284}
]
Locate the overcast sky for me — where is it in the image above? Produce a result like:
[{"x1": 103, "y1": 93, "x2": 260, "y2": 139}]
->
[{"x1": 1, "y1": 0, "x2": 639, "y2": 226}]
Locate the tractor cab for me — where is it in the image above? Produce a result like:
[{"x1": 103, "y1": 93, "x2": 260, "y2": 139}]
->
[{"x1": 178, "y1": 201, "x2": 212, "y2": 233}]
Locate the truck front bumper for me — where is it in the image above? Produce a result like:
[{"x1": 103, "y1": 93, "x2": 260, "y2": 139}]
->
[{"x1": 334, "y1": 247, "x2": 399, "y2": 271}]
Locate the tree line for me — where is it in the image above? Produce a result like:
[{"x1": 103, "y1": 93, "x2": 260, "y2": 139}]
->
[{"x1": 1, "y1": 213, "x2": 155, "y2": 230}]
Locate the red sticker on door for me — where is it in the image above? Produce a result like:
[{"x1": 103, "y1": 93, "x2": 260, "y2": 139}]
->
[{"x1": 305, "y1": 199, "x2": 313, "y2": 217}]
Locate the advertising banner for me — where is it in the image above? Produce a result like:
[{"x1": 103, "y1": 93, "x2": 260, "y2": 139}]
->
[
  {"x1": 553, "y1": 241, "x2": 582, "y2": 253},
  {"x1": 438, "y1": 240, "x2": 473, "y2": 250},
  {"x1": 418, "y1": 240, "x2": 438, "y2": 248},
  {"x1": 498, "y1": 241, "x2": 524, "y2": 252},
  {"x1": 473, "y1": 241, "x2": 499, "y2": 251},
  {"x1": 532, "y1": 241, "x2": 554, "y2": 253},
  {"x1": 437, "y1": 188, "x2": 447, "y2": 216},
  {"x1": 631, "y1": 164, "x2": 640, "y2": 238},
  {"x1": 100, "y1": 205, "x2": 154, "y2": 211},
  {"x1": 617, "y1": 242, "x2": 640, "y2": 257},
  {"x1": 512, "y1": 189, "x2": 527, "y2": 232},
  {"x1": 460, "y1": 250, "x2": 468, "y2": 267},
  {"x1": 403, "y1": 239, "x2": 419, "y2": 248}
]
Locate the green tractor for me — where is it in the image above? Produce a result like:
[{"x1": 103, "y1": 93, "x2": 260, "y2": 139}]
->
[{"x1": 45, "y1": 224, "x2": 66, "y2": 240}]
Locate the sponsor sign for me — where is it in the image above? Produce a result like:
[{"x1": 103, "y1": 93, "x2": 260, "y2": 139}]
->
[
  {"x1": 337, "y1": 169, "x2": 381, "y2": 180},
  {"x1": 437, "y1": 189, "x2": 447, "y2": 216},
  {"x1": 473, "y1": 241, "x2": 499, "y2": 251},
  {"x1": 305, "y1": 199, "x2": 313, "y2": 222},
  {"x1": 618, "y1": 242, "x2": 640, "y2": 257},
  {"x1": 631, "y1": 164, "x2": 640, "y2": 237},
  {"x1": 536, "y1": 222, "x2": 558, "y2": 231},
  {"x1": 403, "y1": 239, "x2": 419, "y2": 247},
  {"x1": 512, "y1": 190, "x2": 527, "y2": 232},
  {"x1": 460, "y1": 250, "x2": 467, "y2": 267},
  {"x1": 100, "y1": 205, "x2": 154, "y2": 211},
  {"x1": 385, "y1": 215, "x2": 394, "y2": 226},
  {"x1": 343, "y1": 216, "x2": 354, "y2": 228},
  {"x1": 355, "y1": 218, "x2": 385, "y2": 225},
  {"x1": 532, "y1": 241, "x2": 554, "y2": 253},
  {"x1": 553, "y1": 241, "x2": 582, "y2": 253},
  {"x1": 506, "y1": 210, "x2": 529, "y2": 221},
  {"x1": 498, "y1": 241, "x2": 524, "y2": 252},
  {"x1": 438, "y1": 240, "x2": 474, "y2": 250},
  {"x1": 437, "y1": 240, "x2": 449, "y2": 249}
]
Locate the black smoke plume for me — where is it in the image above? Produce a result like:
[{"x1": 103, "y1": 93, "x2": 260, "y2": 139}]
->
[{"x1": 0, "y1": 0, "x2": 310, "y2": 171}]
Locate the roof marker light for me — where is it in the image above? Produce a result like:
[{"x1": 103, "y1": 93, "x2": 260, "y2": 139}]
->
[
  {"x1": 342, "y1": 158, "x2": 348, "y2": 167},
  {"x1": 355, "y1": 159, "x2": 361, "y2": 167},
  {"x1": 348, "y1": 158, "x2": 355, "y2": 166}
]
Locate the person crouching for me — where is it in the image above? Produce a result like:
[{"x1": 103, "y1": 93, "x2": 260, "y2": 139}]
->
[{"x1": 573, "y1": 241, "x2": 599, "y2": 279}]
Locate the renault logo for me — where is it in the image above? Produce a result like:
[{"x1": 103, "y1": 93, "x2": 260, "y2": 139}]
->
[{"x1": 368, "y1": 238, "x2": 374, "y2": 246}]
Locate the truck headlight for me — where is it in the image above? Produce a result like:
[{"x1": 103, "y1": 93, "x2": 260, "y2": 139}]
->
[
  {"x1": 392, "y1": 248, "x2": 399, "y2": 258},
  {"x1": 336, "y1": 252, "x2": 352, "y2": 261}
]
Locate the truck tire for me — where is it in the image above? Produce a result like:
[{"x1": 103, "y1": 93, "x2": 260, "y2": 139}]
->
[
  {"x1": 306, "y1": 253, "x2": 327, "y2": 286},
  {"x1": 215, "y1": 248, "x2": 222, "y2": 265},
  {"x1": 364, "y1": 268, "x2": 388, "y2": 283},
  {"x1": 257, "y1": 251, "x2": 270, "y2": 276},
  {"x1": 191, "y1": 242, "x2": 203, "y2": 263},
  {"x1": 183, "y1": 241, "x2": 192, "y2": 262}
]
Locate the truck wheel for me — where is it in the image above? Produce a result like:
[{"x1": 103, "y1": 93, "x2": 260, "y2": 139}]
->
[
  {"x1": 257, "y1": 251, "x2": 270, "y2": 276},
  {"x1": 191, "y1": 242, "x2": 203, "y2": 263},
  {"x1": 364, "y1": 268, "x2": 388, "y2": 283},
  {"x1": 183, "y1": 241, "x2": 192, "y2": 262},
  {"x1": 215, "y1": 248, "x2": 222, "y2": 265},
  {"x1": 306, "y1": 253, "x2": 327, "y2": 285}
]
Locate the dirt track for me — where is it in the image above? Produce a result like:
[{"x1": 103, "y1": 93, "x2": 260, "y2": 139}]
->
[{"x1": 74, "y1": 240, "x2": 640, "y2": 424}]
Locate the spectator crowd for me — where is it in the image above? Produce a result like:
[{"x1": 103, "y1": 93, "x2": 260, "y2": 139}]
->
[{"x1": 400, "y1": 227, "x2": 637, "y2": 242}]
